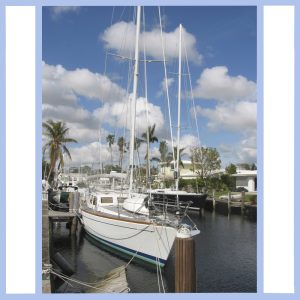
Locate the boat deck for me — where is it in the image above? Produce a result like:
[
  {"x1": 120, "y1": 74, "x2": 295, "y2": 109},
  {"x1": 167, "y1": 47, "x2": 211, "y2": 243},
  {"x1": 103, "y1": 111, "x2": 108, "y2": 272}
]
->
[{"x1": 81, "y1": 204, "x2": 180, "y2": 227}]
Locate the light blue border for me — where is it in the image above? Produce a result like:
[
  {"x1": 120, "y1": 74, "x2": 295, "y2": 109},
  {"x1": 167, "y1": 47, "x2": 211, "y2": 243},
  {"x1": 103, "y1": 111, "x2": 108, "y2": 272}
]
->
[
  {"x1": 0, "y1": 2, "x2": 6, "y2": 298},
  {"x1": 295, "y1": 2, "x2": 299, "y2": 296},
  {"x1": 36, "y1": 3, "x2": 42, "y2": 294},
  {"x1": 257, "y1": 3, "x2": 263, "y2": 294},
  {"x1": 1, "y1": 0, "x2": 298, "y2": 298}
]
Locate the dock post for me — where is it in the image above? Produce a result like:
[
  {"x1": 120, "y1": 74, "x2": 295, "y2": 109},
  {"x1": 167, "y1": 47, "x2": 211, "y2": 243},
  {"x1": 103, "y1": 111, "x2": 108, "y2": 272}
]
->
[
  {"x1": 42, "y1": 201, "x2": 52, "y2": 293},
  {"x1": 228, "y1": 191, "x2": 231, "y2": 216},
  {"x1": 241, "y1": 191, "x2": 245, "y2": 216},
  {"x1": 69, "y1": 192, "x2": 74, "y2": 213},
  {"x1": 212, "y1": 189, "x2": 216, "y2": 210},
  {"x1": 175, "y1": 231, "x2": 196, "y2": 292},
  {"x1": 70, "y1": 216, "x2": 78, "y2": 235}
]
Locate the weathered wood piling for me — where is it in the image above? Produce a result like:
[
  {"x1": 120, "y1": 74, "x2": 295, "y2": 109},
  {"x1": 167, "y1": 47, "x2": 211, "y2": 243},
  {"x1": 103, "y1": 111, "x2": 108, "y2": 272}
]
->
[
  {"x1": 42, "y1": 200, "x2": 52, "y2": 293},
  {"x1": 175, "y1": 233, "x2": 196, "y2": 292},
  {"x1": 227, "y1": 191, "x2": 231, "y2": 215}
]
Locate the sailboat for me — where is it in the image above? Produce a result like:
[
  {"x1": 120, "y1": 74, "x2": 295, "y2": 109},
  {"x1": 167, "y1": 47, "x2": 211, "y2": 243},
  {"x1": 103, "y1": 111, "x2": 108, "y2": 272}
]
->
[
  {"x1": 148, "y1": 22, "x2": 207, "y2": 211},
  {"x1": 79, "y1": 6, "x2": 199, "y2": 267}
]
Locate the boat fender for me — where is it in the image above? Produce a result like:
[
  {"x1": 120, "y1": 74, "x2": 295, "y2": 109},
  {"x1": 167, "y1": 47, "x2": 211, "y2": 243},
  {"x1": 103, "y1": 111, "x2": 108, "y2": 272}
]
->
[
  {"x1": 144, "y1": 197, "x2": 149, "y2": 208},
  {"x1": 53, "y1": 252, "x2": 74, "y2": 276}
]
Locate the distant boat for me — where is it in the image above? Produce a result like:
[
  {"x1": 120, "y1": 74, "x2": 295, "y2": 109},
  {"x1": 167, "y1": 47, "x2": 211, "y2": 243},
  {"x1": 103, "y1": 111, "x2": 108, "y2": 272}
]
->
[{"x1": 150, "y1": 188, "x2": 207, "y2": 211}]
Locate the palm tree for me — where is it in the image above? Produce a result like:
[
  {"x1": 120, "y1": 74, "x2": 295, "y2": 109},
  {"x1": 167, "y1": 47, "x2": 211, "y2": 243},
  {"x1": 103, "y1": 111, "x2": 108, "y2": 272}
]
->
[
  {"x1": 134, "y1": 137, "x2": 144, "y2": 168},
  {"x1": 159, "y1": 140, "x2": 168, "y2": 176},
  {"x1": 117, "y1": 137, "x2": 126, "y2": 171},
  {"x1": 142, "y1": 124, "x2": 159, "y2": 158},
  {"x1": 106, "y1": 134, "x2": 115, "y2": 167},
  {"x1": 142, "y1": 124, "x2": 158, "y2": 179},
  {"x1": 42, "y1": 120, "x2": 77, "y2": 181},
  {"x1": 167, "y1": 146, "x2": 185, "y2": 169}
]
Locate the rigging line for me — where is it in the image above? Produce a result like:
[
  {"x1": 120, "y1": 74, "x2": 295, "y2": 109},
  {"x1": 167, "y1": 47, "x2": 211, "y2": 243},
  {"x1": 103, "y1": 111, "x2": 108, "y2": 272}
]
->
[
  {"x1": 153, "y1": 225, "x2": 166, "y2": 293},
  {"x1": 143, "y1": 7, "x2": 151, "y2": 185},
  {"x1": 125, "y1": 232, "x2": 143, "y2": 268},
  {"x1": 118, "y1": 6, "x2": 127, "y2": 23},
  {"x1": 103, "y1": 7, "x2": 115, "y2": 77},
  {"x1": 158, "y1": 6, "x2": 175, "y2": 164},
  {"x1": 183, "y1": 34, "x2": 201, "y2": 147},
  {"x1": 156, "y1": 255, "x2": 161, "y2": 293},
  {"x1": 183, "y1": 35, "x2": 203, "y2": 193},
  {"x1": 182, "y1": 61, "x2": 192, "y2": 132},
  {"x1": 51, "y1": 266, "x2": 100, "y2": 286},
  {"x1": 50, "y1": 266, "x2": 75, "y2": 288},
  {"x1": 51, "y1": 269, "x2": 123, "y2": 291}
]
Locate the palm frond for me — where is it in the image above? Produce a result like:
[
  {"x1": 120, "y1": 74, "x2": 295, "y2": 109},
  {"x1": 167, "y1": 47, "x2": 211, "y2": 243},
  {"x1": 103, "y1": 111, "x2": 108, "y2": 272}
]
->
[{"x1": 63, "y1": 145, "x2": 72, "y2": 160}]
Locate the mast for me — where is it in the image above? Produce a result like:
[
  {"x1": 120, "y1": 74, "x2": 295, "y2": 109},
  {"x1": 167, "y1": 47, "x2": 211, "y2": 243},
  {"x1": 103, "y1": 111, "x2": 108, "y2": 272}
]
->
[
  {"x1": 129, "y1": 6, "x2": 141, "y2": 195},
  {"x1": 99, "y1": 128, "x2": 102, "y2": 174},
  {"x1": 175, "y1": 24, "x2": 182, "y2": 192}
]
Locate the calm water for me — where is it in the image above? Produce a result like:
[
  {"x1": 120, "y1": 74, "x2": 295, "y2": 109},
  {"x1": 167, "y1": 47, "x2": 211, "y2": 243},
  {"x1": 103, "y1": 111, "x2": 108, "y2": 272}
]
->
[{"x1": 52, "y1": 210, "x2": 257, "y2": 293}]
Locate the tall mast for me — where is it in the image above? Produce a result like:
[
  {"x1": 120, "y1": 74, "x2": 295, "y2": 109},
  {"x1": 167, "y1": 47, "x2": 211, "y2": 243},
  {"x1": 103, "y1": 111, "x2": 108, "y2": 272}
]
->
[
  {"x1": 99, "y1": 128, "x2": 102, "y2": 174},
  {"x1": 175, "y1": 24, "x2": 182, "y2": 192},
  {"x1": 129, "y1": 6, "x2": 141, "y2": 194}
]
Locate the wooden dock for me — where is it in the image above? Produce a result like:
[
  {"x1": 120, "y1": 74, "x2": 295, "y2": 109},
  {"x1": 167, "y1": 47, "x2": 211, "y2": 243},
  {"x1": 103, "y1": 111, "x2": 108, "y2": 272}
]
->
[
  {"x1": 42, "y1": 201, "x2": 51, "y2": 293},
  {"x1": 42, "y1": 196, "x2": 129, "y2": 293},
  {"x1": 205, "y1": 191, "x2": 257, "y2": 218}
]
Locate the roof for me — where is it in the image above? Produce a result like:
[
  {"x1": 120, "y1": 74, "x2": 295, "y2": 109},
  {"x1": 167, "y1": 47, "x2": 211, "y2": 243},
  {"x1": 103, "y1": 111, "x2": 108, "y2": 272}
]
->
[{"x1": 232, "y1": 170, "x2": 257, "y2": 177}]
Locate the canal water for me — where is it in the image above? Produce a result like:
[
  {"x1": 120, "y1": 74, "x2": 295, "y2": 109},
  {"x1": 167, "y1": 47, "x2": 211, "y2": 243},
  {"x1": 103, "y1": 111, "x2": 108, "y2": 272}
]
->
[{"x1": 52, "y1": 210, "x2": 257, "y2": 293}]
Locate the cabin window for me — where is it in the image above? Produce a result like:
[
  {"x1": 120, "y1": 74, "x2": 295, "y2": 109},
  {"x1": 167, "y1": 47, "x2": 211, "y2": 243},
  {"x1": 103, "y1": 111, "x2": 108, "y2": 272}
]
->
[
  {"x1": 101, "y1": 197, "x2": 113, "y2": 204},
  {"x1": 92, "y1": 196, "x2": 97, "y2": 205},
  {"x1": 117, "y1": 197, "x2": 126, "y2": 204}
]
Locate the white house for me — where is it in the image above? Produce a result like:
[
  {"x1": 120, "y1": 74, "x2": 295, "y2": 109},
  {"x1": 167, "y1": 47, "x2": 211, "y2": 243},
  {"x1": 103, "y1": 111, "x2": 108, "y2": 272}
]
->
[
  {"x1": 157, "y1": 160, "x2": 257, "y2": 192},
  {"x1": 232, "y1": 170, "x2": 257, "y2": 192},
  {"x1": 158, "y1": 160, "x2": 198, "y2": 180}
]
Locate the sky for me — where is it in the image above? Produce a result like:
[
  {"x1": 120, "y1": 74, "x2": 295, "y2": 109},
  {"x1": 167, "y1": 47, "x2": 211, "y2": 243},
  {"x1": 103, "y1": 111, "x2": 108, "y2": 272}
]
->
[{"x1": 42, "y1": 6, "x2": 257, "y2": 168}]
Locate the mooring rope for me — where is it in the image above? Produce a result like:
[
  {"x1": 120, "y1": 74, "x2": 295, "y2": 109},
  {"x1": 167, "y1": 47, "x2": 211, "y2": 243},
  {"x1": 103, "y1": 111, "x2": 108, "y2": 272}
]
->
[{"x1": 51, "y1": 268, "x2": 129, "y2": 292}]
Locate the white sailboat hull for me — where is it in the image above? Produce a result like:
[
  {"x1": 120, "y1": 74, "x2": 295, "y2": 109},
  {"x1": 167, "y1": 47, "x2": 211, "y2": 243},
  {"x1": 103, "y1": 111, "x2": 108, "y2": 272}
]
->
[{"x1": 81, "y1": 209, "x2": 177, "y2": 266}]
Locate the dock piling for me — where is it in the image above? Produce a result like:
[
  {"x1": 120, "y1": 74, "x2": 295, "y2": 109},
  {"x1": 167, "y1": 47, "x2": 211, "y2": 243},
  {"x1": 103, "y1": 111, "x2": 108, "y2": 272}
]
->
[
  {"x1": 241, "y1": 191, "x2": 245, "y2": 216},
  {"x1": 228, "y1": 191, "x2": 231, "y2": 216},
  {"x1": 175, "y1": 234, "x2": 196, "y2": 292}
]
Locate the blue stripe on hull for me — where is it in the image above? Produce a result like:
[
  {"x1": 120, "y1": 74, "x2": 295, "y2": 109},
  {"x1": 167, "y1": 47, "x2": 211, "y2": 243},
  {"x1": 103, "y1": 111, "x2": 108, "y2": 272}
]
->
[{"x1": 84, "y1": 229, "x2": 166, "y2": 267}]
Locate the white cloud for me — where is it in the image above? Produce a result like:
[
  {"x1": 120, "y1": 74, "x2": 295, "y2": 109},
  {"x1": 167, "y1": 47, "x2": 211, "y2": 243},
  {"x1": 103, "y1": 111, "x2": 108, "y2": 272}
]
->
[
  {"x1": 101, "y1": 22, "x2": 202, "y2": 64},
  {"x1": 218, "y1": 132, "x2": 257, "y2": 166},
  {"x1": 157, "y1": 77, "x2": 175, "y2": 97},
  {"x1": 193, "y1": 66, "x2": 256, "y2": 102},
  {"x1": 68, "y1": 142, "x2": 110, "y2": 165},
  {"x1": 93, "y1": 96, "x2": 166, "y2": 138},
  {"x1": 164, "y1": 134, "x2": 200, "y2": 160},
  {"x1": 196, "y1": 101, "x2": 256, "y2": 133},
  {"x1": 42, "y1": 62, "x2": 167, "y2": 163},
  {"x1": 42, "y1": 62, "x2": 127, "y2": 106},
  {"x1": 50, "y1": 6, "x2": 80, "y2": 18}
]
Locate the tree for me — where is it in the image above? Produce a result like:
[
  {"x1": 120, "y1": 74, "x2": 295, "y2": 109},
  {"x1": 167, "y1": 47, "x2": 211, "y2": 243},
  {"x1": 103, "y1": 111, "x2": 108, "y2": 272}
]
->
[
  {"x1": 237, "y1": 163, "x2": 251, "y2": 170},
  {"x1": 81, "y1": 165, "x2": 92, "y2": 174},
  {"x1": 106, "y1": 134, "x2": 115, "y2": 167},
  {"x1": 190, "y1": 146, "x2": 221, "y2": 179},
  {"x1": 142, "y1": 124, "x2": 158, "y2": 159},
  {"x1": 225, "y1": 163, "x2": 237, "y2": 175},
  {"x1": 117, "y1": 137, "x2": 126, "y2": 171},
  {"x1": 167, "y1": 146, "x2": 185, "y2": 169},
  {"x1": 158, "y1": 140, "x2": 168, "y2": 176},
  {"x1": 251, "y1": 163, "x2": 257, "y2": 170},
  {"x1": 142, "y1": 124, "x2": 158, "y2": 179},
  {"x1": 42, "y1": 120, "x2": 77, "y2": 181},
  {"x1": 159, "y1": 140, "x2": 168, "y2": 163},
  {"x1": 134, "y1": 137, "x2": 144, "y2": 168}
]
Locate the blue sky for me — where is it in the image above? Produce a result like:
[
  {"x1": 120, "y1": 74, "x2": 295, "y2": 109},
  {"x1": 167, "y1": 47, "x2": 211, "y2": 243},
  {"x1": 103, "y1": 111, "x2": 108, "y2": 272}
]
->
[{"x1": 42, "y1": 6, "x2": 257, "y2": 168}]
